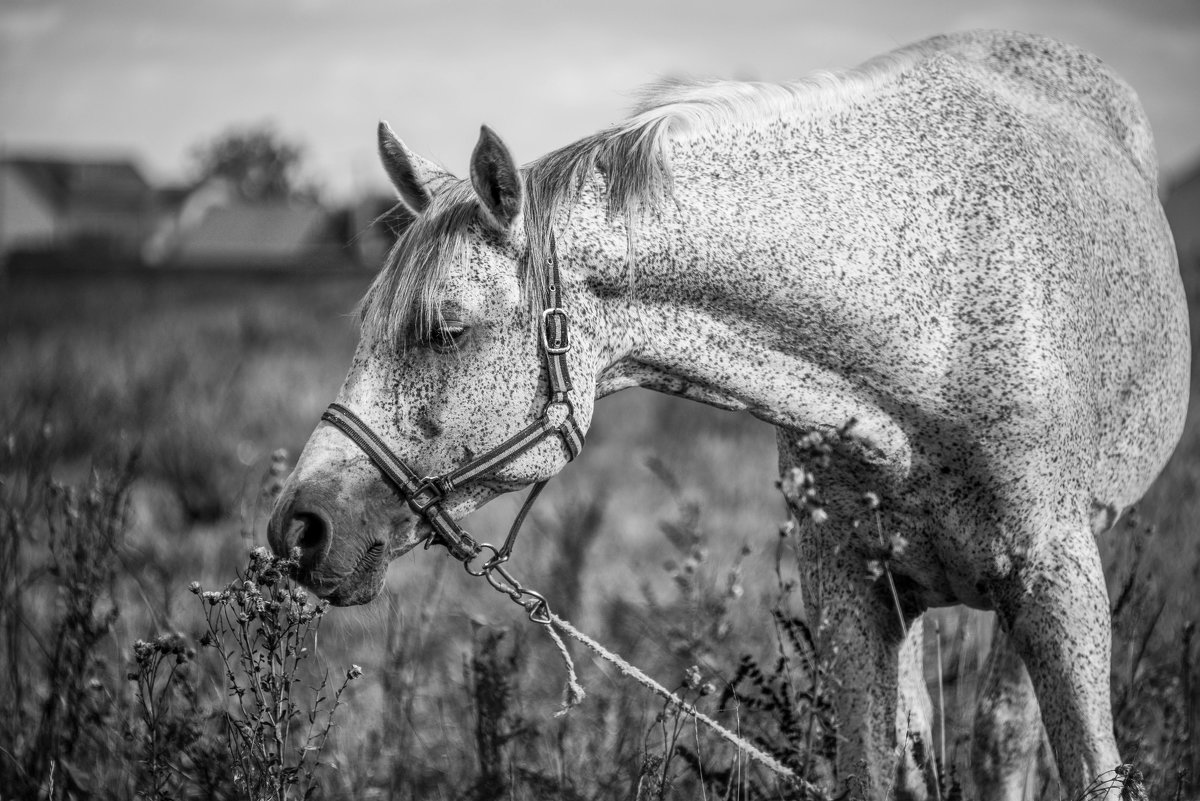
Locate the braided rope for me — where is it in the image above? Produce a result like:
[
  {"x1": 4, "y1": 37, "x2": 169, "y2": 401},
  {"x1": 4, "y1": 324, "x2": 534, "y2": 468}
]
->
[{"x1": 543, "y1": 612, "x2": 797, "y2": 780}]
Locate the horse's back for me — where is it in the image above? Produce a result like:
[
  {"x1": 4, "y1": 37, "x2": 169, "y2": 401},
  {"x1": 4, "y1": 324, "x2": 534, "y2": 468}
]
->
[{"x1": 928, "y1": 31, "x2": 1158, "y2": 187}]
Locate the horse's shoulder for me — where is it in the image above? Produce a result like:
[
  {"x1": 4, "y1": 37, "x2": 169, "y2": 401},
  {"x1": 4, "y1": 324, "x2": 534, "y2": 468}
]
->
[{"x1": 911, "y1": 30, "x2": 1157, "y2": 186}]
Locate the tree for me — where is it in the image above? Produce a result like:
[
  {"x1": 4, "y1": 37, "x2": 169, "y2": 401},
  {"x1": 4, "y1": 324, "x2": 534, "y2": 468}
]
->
[{"x1": 191, "y1": 124, "x2": 314, "y2": 202}]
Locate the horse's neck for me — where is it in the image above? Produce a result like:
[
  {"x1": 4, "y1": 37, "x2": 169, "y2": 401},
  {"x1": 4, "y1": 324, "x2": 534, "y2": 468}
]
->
[{"x1": 587, "y1": 117, "x2": 921, "y2": 473}]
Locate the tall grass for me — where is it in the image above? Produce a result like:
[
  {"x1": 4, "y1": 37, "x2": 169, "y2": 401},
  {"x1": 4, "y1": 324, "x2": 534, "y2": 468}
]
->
[{"x1": 1, "y1": 269, "x2": 1197, "y2": 799}]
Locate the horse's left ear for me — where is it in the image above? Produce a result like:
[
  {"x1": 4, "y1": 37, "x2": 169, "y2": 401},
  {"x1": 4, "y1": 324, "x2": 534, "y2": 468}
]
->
[{"x1": 470, "y1": 125, "x2": 523, "y2": 230}]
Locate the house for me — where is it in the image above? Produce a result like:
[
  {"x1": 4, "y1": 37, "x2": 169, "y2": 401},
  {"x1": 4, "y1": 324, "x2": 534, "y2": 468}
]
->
[
  {"x1": 158, "y1": 198, "x2": 353, "y2": 269},
  {"x1": 0, "y1": 155, "x2": 157, "y2": 262},
  {"x1": 345, "y1": 193, "x2": 411, "y2": 269}
]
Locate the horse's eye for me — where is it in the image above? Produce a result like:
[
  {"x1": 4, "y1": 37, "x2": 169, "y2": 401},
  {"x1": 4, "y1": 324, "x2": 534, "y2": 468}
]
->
[{"x1": 428, "y1": 320, "x2": 469, "y2": 353}]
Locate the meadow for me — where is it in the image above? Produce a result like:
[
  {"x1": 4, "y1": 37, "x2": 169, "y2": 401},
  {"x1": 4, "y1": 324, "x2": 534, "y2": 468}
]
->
[{"x1": 0, "y1": 260, "x2": 1197, "y2": 800}]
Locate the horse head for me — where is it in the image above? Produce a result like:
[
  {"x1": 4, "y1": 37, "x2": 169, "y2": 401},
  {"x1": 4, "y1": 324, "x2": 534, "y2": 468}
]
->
[{"x1": 267, "y1": 122, "x2": 605, "y2": 605}]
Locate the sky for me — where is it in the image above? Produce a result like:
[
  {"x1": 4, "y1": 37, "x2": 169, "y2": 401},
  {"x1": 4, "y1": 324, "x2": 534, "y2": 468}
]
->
[{"x1": 2, "y1": 0, "x2": 1198, "y2": 200}]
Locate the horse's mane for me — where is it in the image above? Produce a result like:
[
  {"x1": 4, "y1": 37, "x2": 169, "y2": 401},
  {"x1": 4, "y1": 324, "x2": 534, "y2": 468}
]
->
[{"x1": 359, "y1": 38, "x2": 939, "y2": 347}]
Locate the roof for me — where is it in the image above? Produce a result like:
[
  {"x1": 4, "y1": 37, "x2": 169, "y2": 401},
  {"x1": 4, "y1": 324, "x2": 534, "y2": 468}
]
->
[
  {"x1": 3, "y1": 156, "x2": 151, "y2": 212},
  {"x1": 171, "y1": 201, "x2": 335, "y2": 262}
]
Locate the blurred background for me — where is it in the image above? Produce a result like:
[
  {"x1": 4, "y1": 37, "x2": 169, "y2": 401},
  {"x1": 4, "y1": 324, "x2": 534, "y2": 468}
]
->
[{"x1": 1, "y1": 1, "x2": 1198, "y2": 799}]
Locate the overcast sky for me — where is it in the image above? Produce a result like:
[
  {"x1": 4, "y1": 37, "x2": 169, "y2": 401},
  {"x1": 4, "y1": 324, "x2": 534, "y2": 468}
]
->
[{"x1": 2, "y1": 0, "x2": 1197, "y2": 198}]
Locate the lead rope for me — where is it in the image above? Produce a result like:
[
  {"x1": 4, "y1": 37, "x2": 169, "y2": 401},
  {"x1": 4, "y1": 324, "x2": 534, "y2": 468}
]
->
[
  {"x1": 479, "y1": 560, "x2": 797, "y2": 781},
  {"x1": 543, "y1": 611, "x2": 799, "y2": 781}
]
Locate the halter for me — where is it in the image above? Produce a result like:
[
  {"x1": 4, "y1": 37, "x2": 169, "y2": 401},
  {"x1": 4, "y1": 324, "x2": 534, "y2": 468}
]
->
[{"x1": 319, "y1": 232, "x2": 584, "y2": 618}]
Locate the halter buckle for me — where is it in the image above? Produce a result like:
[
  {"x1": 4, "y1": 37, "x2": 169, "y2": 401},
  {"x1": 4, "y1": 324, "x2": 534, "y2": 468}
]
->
[
  {"x1": 409, "y1": 477, "x2": 446, "y2": 515},
  {"x1": 541, "y1": 308, "x2": 571, "y2": 355}
]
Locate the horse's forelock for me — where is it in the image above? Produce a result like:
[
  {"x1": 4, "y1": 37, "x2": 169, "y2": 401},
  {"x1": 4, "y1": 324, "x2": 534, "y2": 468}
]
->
[{"x1": 358, "y1": 182, "x2": 479, "y2": 348}]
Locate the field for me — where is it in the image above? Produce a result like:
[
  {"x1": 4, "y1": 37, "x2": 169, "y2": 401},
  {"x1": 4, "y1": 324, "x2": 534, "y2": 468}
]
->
[{"x1": 1, "y1": 262, "x2": 1197, "y2": 800}]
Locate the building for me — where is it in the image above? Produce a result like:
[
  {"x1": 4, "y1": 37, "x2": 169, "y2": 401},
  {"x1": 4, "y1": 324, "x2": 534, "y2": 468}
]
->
[
  {"x1": 0, "y1": 155, "x2": 157, "y2": 261},
  {"x1": 159, "y1": 197, "x2": 353, "y2": 269},
  {"x1": 345, "y1": 193, "x2": 411, "y2": 269}
]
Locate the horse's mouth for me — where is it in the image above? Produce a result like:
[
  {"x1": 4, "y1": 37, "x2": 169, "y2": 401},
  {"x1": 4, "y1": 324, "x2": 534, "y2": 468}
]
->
[{"x1": 318, "y1": 541, "x2": 387, "y2": 606}]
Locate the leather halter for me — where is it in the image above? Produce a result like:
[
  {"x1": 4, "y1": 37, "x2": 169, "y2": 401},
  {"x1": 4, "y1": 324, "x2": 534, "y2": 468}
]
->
[{"x1": 320, "y1": 232, "x2": 584, "y2": 569}]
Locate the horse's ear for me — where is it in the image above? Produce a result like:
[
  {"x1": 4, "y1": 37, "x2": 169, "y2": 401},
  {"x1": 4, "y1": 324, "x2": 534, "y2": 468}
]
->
[
  {"x1": 378, "y1": 121, "x2": 444, "y2": 215},
  {"x1": 469, "y1": 125, "x2": 523, "y2": 230}
]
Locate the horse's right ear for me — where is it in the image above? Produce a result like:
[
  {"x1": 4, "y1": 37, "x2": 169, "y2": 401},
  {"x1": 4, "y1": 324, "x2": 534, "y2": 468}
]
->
[{"x1": 378, "y1": 121, "x2": 444, "y2": 215}]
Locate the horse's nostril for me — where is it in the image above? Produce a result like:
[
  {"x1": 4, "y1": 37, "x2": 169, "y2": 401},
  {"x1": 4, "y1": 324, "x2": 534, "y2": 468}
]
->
[{"x1": 286, "y1": 511, "x2": 329, "y2": 563}]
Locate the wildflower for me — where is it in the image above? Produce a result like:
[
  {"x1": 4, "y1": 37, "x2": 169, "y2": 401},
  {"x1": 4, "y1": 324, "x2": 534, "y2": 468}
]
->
[
  {"x1": 347, "y1": 664, "x2": 363, "y2": 681},
  {"x1": 810, "y1": 507, "x2": 829, "y2": 525},
  {"x1": 683, "y1": 665, "x2": 702, "y2": 690},
  {"x1": 700, "y1": 682, "x2": 716, "y2": 697},
  {"x1": 188, "y1": 581, "x2": 202, "y2": 595},
  {"x1": 862, "y1": 491, "x2": 881, "y2": 510}
]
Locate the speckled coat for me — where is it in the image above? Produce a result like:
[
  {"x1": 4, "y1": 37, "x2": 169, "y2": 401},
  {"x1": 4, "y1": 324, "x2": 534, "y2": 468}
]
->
[{"x1": 270, "y1": 30, "x2": 1188, "y2": 800}]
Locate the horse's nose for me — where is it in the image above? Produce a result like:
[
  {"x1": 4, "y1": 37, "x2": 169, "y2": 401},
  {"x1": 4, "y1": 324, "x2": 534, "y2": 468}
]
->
[{"x1": 268, "y1": 497, "x2": 332, "y2": 571}]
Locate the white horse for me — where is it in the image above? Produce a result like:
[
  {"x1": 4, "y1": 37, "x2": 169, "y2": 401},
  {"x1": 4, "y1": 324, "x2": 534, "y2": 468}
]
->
[{"x1": 269, "y1": 30, "x2": 1188, "y2": 798}]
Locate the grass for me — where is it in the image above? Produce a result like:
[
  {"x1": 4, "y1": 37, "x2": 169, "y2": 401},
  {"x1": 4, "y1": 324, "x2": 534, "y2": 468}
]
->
[{"x1": 0, "y1": 262, "x2": 1197, "y2": 799}]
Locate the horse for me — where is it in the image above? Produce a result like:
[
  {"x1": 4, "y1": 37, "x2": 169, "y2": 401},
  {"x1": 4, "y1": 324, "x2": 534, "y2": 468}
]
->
[{"x1": 268, "y1": 29, "x2": 1189, "y2": 799}]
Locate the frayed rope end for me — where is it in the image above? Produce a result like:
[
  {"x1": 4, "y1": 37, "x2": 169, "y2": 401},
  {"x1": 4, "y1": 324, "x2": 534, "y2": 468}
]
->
[{"x1": 541, "y1": 620, "x2": 586, "y2": 716}]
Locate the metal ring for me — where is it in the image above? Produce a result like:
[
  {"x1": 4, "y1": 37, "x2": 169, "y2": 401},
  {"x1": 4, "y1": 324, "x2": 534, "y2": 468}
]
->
[
  {"x1": 518, "y1": 589, "x2": 552, "y2": 623},
  {"x1": 464, "y1": 543, "x2": 499, "y2": 577}
]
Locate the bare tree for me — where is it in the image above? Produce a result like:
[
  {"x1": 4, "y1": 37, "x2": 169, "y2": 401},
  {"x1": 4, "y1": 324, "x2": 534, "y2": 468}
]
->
[{"x1": 191, "y1": 124, "x2": 315, "y2": 202}]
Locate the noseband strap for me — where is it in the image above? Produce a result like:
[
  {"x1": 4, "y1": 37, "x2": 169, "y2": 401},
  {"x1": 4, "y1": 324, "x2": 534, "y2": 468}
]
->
[{"x1": 319, "y1": 232, "x2": 583, "y2": 565}]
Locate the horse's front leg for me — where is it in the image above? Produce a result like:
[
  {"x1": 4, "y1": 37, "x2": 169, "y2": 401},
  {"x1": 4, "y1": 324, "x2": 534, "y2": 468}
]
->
[
  {"x1": 989, "y1": 521, "x2": 1123, "y2": 799},
  {"x1": 971, "y1": 625, "x2": 1051, "y2": 800},
  {"x1": 791, "y1": 504, "x2": 933, "y2": 799}
]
